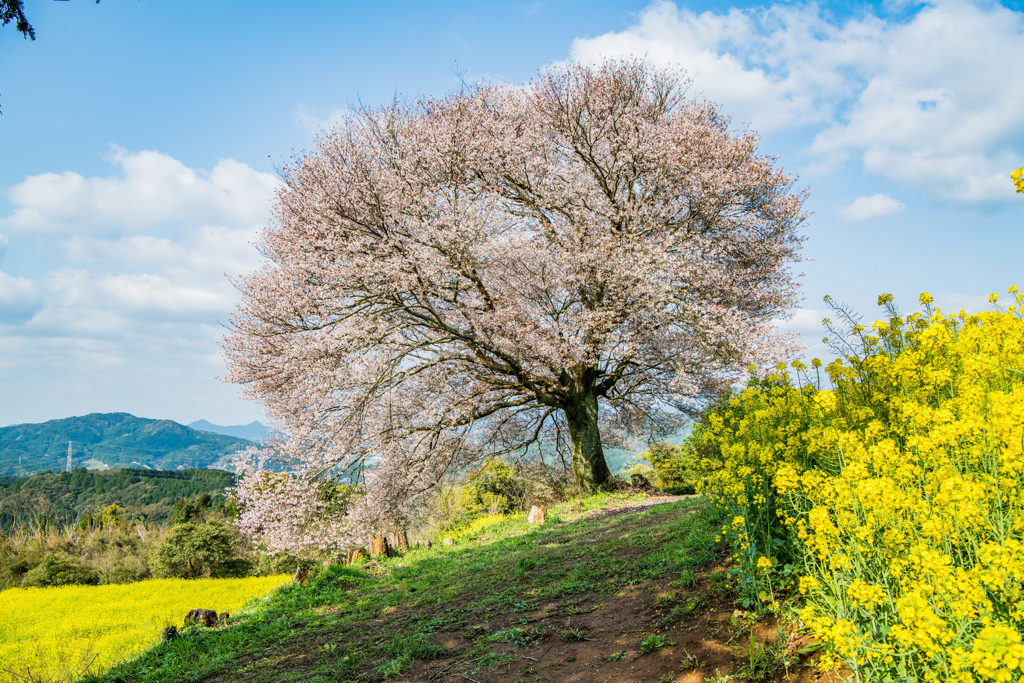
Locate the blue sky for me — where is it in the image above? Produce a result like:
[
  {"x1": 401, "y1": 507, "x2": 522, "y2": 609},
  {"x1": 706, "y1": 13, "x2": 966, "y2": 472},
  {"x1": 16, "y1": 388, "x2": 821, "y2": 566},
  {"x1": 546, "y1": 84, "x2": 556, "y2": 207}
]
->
[{"x1": 1, "y1": 0, "x2": 1022, "y2": 427}]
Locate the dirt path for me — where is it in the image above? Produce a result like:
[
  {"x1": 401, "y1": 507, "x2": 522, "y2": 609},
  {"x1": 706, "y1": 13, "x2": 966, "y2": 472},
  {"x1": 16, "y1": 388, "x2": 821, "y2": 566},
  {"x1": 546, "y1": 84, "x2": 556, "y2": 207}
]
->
[{"x1": 406, "y1": 494, "x2": 845, "y2": 683}]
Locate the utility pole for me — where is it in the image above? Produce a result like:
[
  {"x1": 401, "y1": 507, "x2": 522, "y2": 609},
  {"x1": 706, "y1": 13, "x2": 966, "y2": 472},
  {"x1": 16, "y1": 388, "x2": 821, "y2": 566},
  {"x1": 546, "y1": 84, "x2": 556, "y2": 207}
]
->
[{"x1": 67, "y1": 441, "x2": 73, "y2": 473}]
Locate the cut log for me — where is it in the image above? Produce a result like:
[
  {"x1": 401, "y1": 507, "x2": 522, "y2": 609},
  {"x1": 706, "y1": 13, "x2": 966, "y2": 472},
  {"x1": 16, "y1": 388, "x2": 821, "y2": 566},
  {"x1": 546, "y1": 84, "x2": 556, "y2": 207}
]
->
[
  {"x1": 369, "y1": 535, "x2": 391, "y2": 557},
  {"x1": 388, "y1": 530, "x2": 410, "y2": 552},
  {"x1": 528, "y1": 505, "x2": 547, "y2": 524},
  {"x1": 185, "y1": 609, "x2": 218, "y2": 628},
  {"x1": 346, "y1": 547, "x2": 368, "y2": 565}
]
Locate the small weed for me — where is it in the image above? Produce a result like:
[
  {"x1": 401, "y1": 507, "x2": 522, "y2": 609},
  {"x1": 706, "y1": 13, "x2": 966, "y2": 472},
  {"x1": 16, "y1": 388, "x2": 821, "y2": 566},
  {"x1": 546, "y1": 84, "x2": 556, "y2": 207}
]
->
[
  {"x1": 672, "y1": 594, "x2": 706, "y2": 618},
  {"x1": 386, "y1": 633, "x2": 447, "y2": 661},
  {"x1": 338, "y1": 650, "x2": 361, "y2": 669},
  {"x1": 484, "y1": 626, "x2": 545, "y2": 648},
  {"x1": 558, "y1": 623, "x2": 588, "y2": 642},
  {"x1": 707, "y1": 570, "x2": 731, "y2": 592},
  {"x1": 676, "y1": 569, "x2": 697, "y2": 588},
  {"x1": 734, "y1": 631, "x2": 785, "y2": 681},
  {"x1": 419, "y1": 610, "x2": 465, "y2": 632},
  {"x1": 514, "y1": 557, "x2": 539, "y2": 576},
  {"x1": 679, "y1": 647, "x2": 699, "y2": 669},
  {"x1": 600, "y1": 650, "x2": 627, "y2": 663},
  {"x1": 561, "y1": 597, "x2": 600, "y2": 615},
  {"x1": 473, "y1": 652, "x2": 516, "y2": 668},
  {"x1": 640, "y1": 633, "x2": 671, "y2": 654},
  {"x1": 376, "y1": 654, "x2": 411, "y2": 679}
]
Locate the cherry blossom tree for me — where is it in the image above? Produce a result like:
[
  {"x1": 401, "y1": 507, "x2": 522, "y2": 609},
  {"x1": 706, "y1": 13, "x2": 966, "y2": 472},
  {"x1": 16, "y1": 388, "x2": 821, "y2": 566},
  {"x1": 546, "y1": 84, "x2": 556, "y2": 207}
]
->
[{"x1": 224, "y1": 60, "x2": 806, "y2": 551}]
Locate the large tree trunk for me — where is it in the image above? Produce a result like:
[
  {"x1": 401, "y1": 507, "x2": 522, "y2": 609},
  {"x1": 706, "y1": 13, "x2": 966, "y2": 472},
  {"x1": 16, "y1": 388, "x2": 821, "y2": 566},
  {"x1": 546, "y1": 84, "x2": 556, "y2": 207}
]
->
[{"x1": 565, "y1": 389, "x2": 612, "y2": 492}]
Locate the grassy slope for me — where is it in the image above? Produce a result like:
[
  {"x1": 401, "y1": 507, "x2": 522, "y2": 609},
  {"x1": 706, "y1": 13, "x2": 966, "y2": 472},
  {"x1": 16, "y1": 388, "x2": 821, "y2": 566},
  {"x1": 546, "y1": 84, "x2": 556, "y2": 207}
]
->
[{"x1": 85, "y1": 494, "x2": 831, "y2": 683}]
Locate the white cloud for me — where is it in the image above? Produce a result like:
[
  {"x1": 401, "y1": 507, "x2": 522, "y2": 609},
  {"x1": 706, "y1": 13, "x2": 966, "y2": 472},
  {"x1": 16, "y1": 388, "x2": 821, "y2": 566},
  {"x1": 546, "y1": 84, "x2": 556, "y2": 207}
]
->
[
  {"x1": 0, "y1": 271, "x2": 43, "y2": 323},
  {"x1": 46, "y1": 269, "x2": 234, "y2": 317},
  {"x1": 295, "y1": 105, "x2": 350, "y2": 136},
  {"x1": 0, "y1": 234, "x2": 8, "y2": 262},
  {"x1": 64, "y1": 225, "x2": 261, "y2": 282},
  {"x1": 570, "y1": 0, "x2": 1024, "y2": 204},
  {"x1": 1, "y1": 148, "x2": 278, "y2": 234},
  {"x1": 0, "y1": 149, "x2": 275, "y2": 426},
  {"x1": 838, "y1": 193, "x2": 905, "y2": 221}
]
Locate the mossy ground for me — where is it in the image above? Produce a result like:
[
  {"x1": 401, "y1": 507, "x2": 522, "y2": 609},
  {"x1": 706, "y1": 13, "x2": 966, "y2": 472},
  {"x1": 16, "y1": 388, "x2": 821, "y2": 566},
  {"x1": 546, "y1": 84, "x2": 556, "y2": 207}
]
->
[{"x1": 83, "y1": 493, "x2": 843, "y2": 683}]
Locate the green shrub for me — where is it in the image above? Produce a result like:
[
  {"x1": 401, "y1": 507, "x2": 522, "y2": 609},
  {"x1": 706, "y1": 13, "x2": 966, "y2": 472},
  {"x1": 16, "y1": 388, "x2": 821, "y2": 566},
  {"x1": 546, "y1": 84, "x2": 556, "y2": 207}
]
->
[
  {"x1": 151, "y1": 521, "x2": 246, "y2": 579},
  {"x1": 636, "y1": 440, "x2": 701, "y2": 491},
  {"x1": 21, "y1": 553, "x2": 100, "y2": 587}
]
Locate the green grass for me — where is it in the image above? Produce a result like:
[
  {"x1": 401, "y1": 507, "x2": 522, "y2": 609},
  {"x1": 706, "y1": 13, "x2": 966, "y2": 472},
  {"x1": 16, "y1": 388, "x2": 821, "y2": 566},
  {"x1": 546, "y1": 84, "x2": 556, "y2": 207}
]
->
[{"x1": 80, "y1": 492, "x2": 725, "y2": 683}]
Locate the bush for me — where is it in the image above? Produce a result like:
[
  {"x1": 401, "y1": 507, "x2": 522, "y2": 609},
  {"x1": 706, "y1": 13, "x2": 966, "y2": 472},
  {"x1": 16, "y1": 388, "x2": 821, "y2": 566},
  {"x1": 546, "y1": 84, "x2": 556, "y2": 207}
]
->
[
  {"x1": 634, "y1": 440, "x2": 701, "y2": 492},
  {"x1": 152, "y1": 521, "x2": 247, "y2": 579},
  {"x1": 423, "y1": 461, "x2": 572, "y2": 537},
  {"x1": 21, "y1": 553, "x2": 100, "y2": 587},
  {"x1": 702, "y1": 288, "x2": 1024, "y2": 681}
]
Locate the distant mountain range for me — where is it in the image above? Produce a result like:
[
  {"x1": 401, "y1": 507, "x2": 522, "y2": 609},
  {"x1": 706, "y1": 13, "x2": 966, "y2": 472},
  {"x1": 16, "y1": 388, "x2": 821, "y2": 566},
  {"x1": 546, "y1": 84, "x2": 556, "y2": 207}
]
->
[
  {"x1": 0, "y1": 413, "x2": 256, "y2": 477},
  {"x1": 188, "y1": 419, "x2": 272, "y2": 442}
]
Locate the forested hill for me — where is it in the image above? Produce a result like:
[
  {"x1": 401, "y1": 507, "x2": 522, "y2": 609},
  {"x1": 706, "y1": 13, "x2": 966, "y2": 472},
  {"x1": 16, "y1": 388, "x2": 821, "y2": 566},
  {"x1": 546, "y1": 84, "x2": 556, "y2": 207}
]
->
[
  {"x1": 0, "y1": 468, "x2": 235, "y2": 532},
  {"x1": 0, "y1": 413, "x2": 253, "y2": 477}
]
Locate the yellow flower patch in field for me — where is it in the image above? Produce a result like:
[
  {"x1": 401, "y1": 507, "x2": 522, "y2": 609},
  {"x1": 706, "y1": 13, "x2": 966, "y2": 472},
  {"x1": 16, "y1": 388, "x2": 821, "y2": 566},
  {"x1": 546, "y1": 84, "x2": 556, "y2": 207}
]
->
[
  {"x1": 0, "y1": 574, "x2": 289, "y2": 681},
  {"x1": 702, "y1": 288, "x2": 1024, "y2": 681}
]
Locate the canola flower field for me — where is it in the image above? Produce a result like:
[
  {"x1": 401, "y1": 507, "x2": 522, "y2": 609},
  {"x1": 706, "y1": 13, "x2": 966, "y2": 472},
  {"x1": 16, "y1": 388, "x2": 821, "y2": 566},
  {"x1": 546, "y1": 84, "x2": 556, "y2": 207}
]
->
[
  {"x1": 704, "y1": 288, "x2": 1024, "y2": 682},
  {"x1": 0, "y1": 574, "x2": 290, "y2": 682}
]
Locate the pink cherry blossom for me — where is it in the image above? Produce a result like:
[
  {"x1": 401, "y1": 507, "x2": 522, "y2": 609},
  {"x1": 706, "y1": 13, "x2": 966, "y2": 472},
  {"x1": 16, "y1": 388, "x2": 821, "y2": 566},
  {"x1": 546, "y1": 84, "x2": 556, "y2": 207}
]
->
[{"x1": 223, "y1": 60, "x2": 806, "y2": 554}]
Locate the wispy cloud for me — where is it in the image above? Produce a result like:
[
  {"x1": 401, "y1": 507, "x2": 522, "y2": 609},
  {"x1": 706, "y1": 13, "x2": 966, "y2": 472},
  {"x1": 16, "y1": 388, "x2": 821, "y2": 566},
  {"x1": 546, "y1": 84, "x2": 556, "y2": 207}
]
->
[
  {"x1": 570, "y1": 0, "x2": 1024, "y2": 204},
  {"x1": 838, "y1": 194, "x2": 905, "y2": 222}
]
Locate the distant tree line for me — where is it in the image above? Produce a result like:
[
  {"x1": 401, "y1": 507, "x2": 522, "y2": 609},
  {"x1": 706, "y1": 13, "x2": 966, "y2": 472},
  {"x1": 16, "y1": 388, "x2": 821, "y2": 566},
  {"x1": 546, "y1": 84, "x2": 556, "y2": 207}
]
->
[{"x1": 0, "y1": 468, "x2": 236, "y2": 533}]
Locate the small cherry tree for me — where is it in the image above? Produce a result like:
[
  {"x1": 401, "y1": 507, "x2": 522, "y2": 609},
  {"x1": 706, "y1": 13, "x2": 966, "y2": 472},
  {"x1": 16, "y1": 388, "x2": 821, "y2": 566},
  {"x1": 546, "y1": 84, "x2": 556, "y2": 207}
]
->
[{"x1": 224, "y1": 60, "x2": 806, "y2": 552}]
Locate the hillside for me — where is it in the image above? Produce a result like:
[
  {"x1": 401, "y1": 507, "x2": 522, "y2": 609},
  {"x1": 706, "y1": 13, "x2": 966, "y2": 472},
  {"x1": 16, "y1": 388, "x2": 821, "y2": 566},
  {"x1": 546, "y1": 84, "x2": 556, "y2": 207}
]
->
[
  {"x1": 0, "y1": 467, "x2": 236, "y2": 532},
  {"x1": 188, "y1": 420, "x2": 272, "y2": 442},
  {"x1": 0, "y1": 413, "x2": 253, "y2": 477},
  {"x1": 86, "y1": 493, "x2": 839, "y2": 683}
]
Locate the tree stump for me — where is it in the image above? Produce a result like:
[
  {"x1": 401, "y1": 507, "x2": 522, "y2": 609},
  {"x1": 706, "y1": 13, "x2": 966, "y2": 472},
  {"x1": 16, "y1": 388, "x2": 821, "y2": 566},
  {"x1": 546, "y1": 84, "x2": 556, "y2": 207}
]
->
[
  {"x1": 346, "y1": 547, "x2": 368, "y2": 565},
  {"x1": 388, "y1": 530, "x2": 410, "y2": 552},
  {"x1": 292, "y1": 562, "x2": 313, "y2": 584},
  {"x1": 185, "y1": 609, "x2": 219, "y2": 627},
  {"x1": 415, "y1": 539, "x2": 432, "y2": 549},
  {"x1": 369, "y1": 535, "x2": 391, "y2": 557},
  {"x1": 528, "y1": 505, "x2": 547, "y2": 524}
]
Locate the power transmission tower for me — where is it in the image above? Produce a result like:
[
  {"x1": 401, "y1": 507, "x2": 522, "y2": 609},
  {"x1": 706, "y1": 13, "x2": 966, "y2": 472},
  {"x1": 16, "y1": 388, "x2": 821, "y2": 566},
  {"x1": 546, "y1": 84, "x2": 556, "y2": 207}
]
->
[{"x1": 67, "y1": 441, "x2": 73, "y2": 473}]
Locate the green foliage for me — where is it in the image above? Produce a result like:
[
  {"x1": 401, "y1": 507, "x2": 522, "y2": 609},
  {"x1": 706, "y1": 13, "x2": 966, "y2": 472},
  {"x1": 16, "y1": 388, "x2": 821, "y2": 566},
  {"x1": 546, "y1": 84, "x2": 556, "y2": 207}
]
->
[
  {"x1": 634, "y1": 438, "x2": 702, "y2": 492},
  {"x1": 426, "y1": 460, "x2": 572, "y2": 536},
  {"x1": 21, "y1": 553, "x2": 100, "y2": 587},
  {"x1": 152, "y1": 521, "x2": 250, "y2": 579},
  {"x1": 640, "y1": 633, "x2": 669, "y2": 653},
  {"x1": 0, "y1": 467, "x2": 235, "y2": 533}
]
